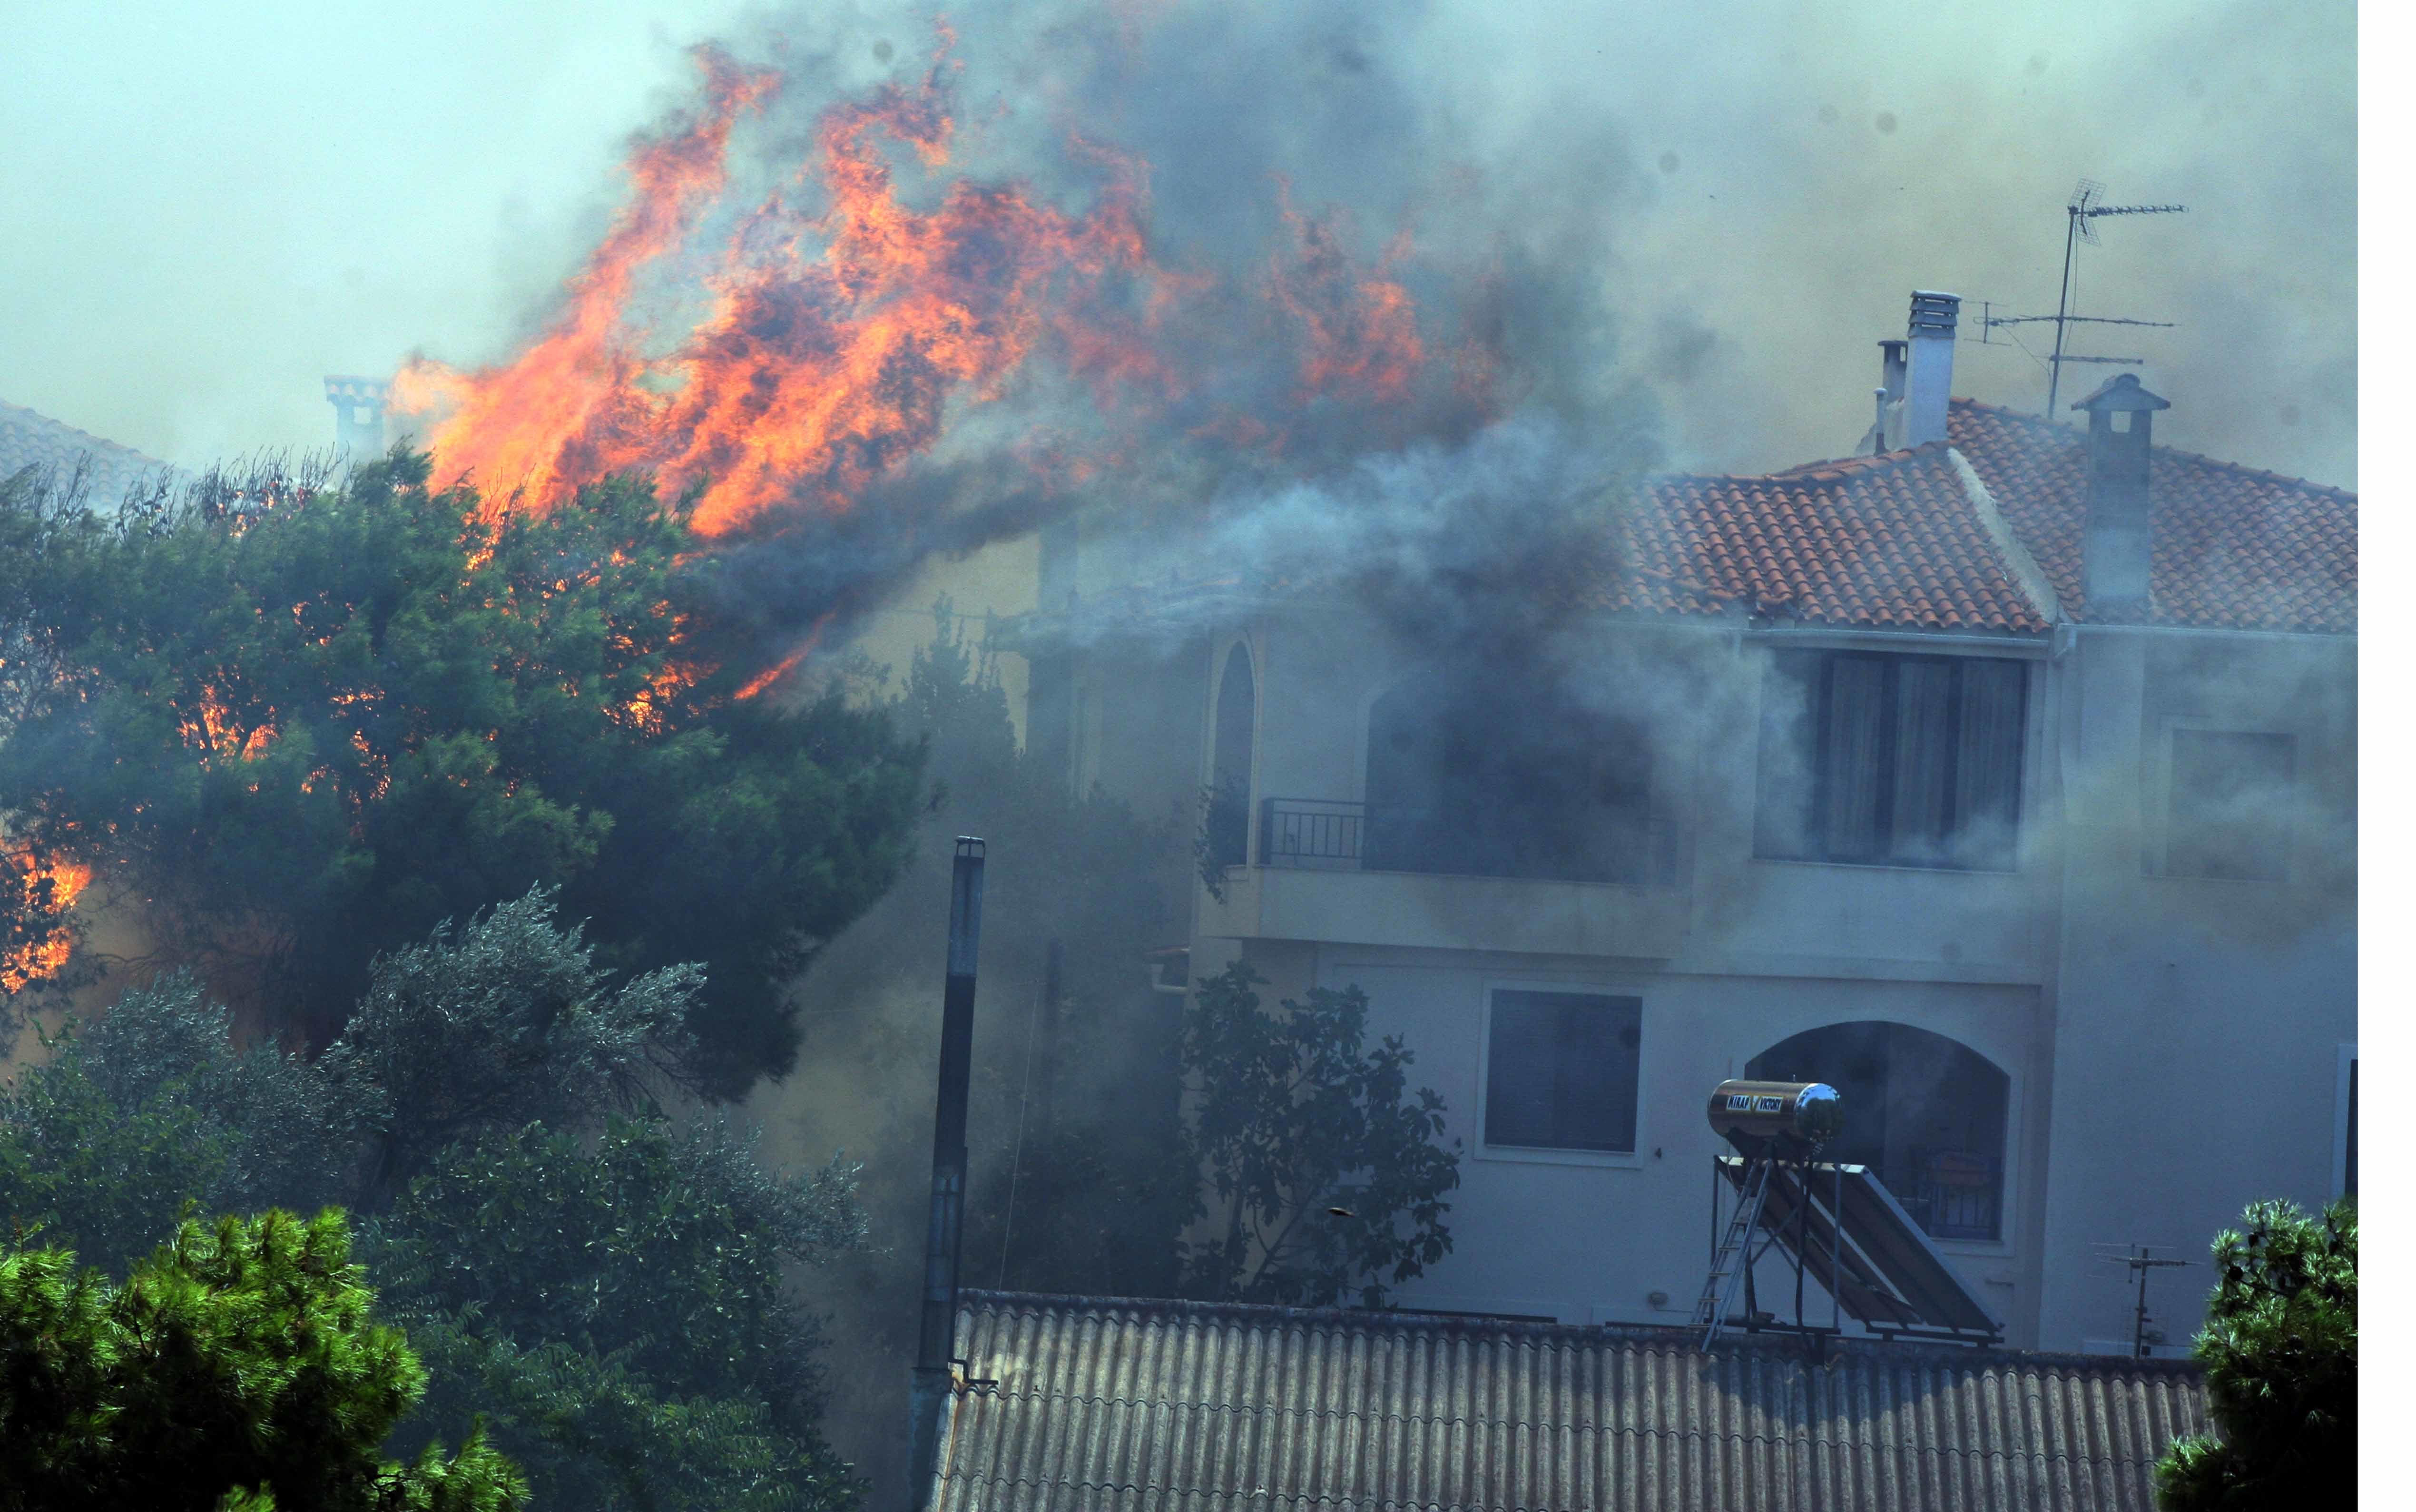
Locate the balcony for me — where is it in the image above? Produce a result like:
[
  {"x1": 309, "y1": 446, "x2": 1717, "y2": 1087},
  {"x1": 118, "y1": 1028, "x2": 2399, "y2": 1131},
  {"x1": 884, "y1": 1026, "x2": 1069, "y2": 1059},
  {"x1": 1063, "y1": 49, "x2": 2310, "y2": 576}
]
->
[
  {"x1": 1198, "y1": 797, "x2": 1690, "y2": 958},
  {"x1": 1259, "y1": 797, "x2": 1676, "y2": 885}
]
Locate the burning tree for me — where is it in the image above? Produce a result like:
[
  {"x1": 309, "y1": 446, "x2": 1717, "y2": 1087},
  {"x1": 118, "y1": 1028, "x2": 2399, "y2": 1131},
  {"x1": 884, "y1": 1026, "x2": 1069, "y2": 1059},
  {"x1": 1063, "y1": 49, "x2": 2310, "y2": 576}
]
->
[{"x1": 0, "y1": 452, "x2": 923, "y2": 1094}]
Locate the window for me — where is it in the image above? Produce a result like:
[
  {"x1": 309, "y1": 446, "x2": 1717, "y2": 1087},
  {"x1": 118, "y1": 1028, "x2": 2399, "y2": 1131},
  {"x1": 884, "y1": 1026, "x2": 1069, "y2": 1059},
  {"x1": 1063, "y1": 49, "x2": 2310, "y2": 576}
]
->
[
  {"x1": 1747, "y1": 1021, "x2": 2010, "y2": 1241},
  {"x1": 1755, "y1": 650, "x2": 2025, "y2": 871},
  {"x1": 1206, "y1": 646, "x2": 1255, "y2": 867},
  {"x1": 1484, "y1": 991, "x2": 1641, "y2": 1153},
  {"x1": 2166, "y1": 729, "x2": 2295, "y2": 881}
]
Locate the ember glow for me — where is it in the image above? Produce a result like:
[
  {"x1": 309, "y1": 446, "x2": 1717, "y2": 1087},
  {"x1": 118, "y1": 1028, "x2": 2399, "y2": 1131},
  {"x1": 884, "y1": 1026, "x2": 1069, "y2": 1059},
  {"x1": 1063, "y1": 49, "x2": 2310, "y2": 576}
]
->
[
  {"x1": 2, "y1": 852, "x2": 90, "y2": 995},
  {"x1": 391, "y1": 37, "x2": 1498, "y2": 544}
]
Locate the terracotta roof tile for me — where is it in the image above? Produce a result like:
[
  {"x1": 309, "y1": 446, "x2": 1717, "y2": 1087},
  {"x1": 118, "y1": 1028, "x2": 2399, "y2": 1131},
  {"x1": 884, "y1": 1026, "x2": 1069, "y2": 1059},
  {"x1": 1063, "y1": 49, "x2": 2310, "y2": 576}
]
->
[
  {"x1": 0, "y1": 399, "x2": 174, "y2": 503},
  {"x1": 1945, "y1": 399, "x2": 2355, "y2": 633},
  {"x1": 1603, "y1": 400, "x2": 2354, "y2": 635},
  {"x1": 1013, "y1": 398, "x2": 2355, "y2": 644}
]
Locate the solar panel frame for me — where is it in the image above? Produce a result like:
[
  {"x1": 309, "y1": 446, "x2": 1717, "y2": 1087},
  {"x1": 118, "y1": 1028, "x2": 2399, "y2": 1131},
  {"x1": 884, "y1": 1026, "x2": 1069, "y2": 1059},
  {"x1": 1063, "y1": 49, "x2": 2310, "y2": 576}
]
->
[{"x1": 1717, "y1": 1155, "x2": 2004, "y2": 1345}]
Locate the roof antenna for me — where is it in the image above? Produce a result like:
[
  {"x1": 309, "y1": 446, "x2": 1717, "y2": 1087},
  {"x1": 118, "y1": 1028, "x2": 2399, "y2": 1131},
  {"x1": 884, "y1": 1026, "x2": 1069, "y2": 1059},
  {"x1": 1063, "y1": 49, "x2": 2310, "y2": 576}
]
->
[
  {"x1": 1963, "y1": 183, "x2": 2185, "y2": 416},
  {"x1": 2044, "y1": 181, "x2": 2185, "y2": 415},
  {"x1": 2092, "y1": 1241, "x2": 2196, "y2": 1358}
]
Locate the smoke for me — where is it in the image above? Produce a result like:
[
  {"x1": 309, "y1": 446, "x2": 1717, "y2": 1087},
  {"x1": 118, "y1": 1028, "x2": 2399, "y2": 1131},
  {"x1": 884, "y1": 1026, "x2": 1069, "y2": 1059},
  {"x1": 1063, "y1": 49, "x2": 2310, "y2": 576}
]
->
[{"x1": 0, "y1": 0, "x2": 2352, "y2": 1484}]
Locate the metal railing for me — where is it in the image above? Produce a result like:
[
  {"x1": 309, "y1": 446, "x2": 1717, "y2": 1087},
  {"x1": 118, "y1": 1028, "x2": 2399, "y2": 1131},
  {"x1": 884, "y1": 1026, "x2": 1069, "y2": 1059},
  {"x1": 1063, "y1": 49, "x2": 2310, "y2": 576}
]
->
[
  {"x1": 1259, "y1": 797, "x2": 1368, "y2": 869},
  {"x1": 1905, "y1": 1147, "x2": 2003, "y2": 1241},
  {"x1": 1257, "y1": 796, "x2": 1677, "y2": 885}
]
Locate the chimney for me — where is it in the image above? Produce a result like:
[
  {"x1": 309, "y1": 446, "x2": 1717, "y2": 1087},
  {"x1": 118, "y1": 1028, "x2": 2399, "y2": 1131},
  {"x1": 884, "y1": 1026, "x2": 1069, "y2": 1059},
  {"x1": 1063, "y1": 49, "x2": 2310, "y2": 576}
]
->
[
  {"x1": 1900, "y1": 291, "x2": 1959, "y2": 447},
  {"x1": 323, "y1": 376, "x2": 388, "y2": 463},
  {"x1": 1862, "y1": 338, "x2": 1908, "y2": 453},
  {"x1": 2072, "y1": 372, "x2": 2170, "y2": 619}
]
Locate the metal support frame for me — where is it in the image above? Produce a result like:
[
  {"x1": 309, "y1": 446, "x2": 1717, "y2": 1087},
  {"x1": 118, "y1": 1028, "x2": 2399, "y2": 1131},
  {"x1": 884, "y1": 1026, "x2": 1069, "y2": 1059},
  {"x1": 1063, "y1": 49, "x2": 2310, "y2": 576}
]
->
[{"x1": 1698, "y1": 1151, "x2": 1844, "y2": 1358}]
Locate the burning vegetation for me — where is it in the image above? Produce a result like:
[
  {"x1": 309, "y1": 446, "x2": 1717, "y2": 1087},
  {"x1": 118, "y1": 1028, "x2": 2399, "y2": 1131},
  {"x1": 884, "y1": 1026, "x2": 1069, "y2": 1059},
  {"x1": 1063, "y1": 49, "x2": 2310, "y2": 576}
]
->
[{"x1": 390, "y1": 34, "x2": 1510, "y2": 607}]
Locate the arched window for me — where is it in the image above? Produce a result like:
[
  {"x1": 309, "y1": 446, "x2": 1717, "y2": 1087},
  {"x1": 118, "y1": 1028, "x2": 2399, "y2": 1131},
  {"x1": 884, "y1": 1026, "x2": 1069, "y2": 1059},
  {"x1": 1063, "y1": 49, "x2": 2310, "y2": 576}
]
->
[
  {"x1": 1746, "y1": 1021, "x2": 2009, "y2": 1241},
  {"x1": 1362, "y1": 672, "x2": 1667, "y2": 884},
  {"x1": 1207, "y1": 645, "x2": 1255, "y2": 868}
]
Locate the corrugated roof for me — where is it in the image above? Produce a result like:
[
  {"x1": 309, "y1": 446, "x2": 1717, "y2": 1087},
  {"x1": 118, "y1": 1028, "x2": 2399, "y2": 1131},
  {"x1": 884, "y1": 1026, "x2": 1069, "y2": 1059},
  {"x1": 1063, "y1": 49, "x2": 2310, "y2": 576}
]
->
[
  {"x1": 934, "y1": 1291, "x2": 2210, "y2": 1512},
  {"x1": 0, "y1": 398, "x2": 175, "y2": 504}
]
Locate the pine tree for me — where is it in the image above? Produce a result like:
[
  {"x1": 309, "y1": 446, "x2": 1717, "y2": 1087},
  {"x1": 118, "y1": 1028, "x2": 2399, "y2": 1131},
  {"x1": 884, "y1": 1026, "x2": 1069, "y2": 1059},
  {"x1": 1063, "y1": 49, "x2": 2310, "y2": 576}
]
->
[
  {"x1": 0, "y1": 1208, "x2": 523, "y2": 1512},
  {"x1": 2156, "y1": 1198, "x2": 2357, "y2": 1510}
]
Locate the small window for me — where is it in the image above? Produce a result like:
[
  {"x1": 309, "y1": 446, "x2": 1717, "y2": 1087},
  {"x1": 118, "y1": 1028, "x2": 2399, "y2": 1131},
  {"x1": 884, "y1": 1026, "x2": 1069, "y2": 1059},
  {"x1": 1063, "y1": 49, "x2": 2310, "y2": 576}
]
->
[
  {"x1": 2166, "y1": 729, "x2": 2294, "y2": 881},
  {"x1": 1207, "y1": 647, "x2": 1255, "y2": 868},
  {"x1": 1484, "y1": 991, "x2": 1641, "y2": 1153},
  {"x1": 1754, "y1": 650, "x2": 2025, "y2": 871}
]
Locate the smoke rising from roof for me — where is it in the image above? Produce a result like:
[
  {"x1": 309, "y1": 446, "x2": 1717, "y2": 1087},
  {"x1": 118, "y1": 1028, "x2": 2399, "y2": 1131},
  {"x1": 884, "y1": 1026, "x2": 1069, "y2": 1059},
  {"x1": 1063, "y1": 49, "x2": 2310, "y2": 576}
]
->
[{"x1": 0, "y1": 0, "x2": 2351, "y2": 494}]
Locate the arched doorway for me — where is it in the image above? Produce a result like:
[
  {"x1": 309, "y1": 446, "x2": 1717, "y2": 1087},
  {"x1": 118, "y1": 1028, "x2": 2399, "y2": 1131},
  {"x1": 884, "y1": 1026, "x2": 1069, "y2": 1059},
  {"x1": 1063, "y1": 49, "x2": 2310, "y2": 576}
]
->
[
  {"x1": 1746, "y1": 1021, "x2": 2009, "y2": 1241},
  {"x1": 1207, "y1": 645, "x2": 1255, "y2": 868}
]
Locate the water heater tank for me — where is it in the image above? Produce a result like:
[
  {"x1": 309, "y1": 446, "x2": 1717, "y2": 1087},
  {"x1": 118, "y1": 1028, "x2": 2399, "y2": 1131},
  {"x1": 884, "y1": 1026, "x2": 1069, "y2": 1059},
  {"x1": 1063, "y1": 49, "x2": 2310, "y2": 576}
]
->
[{"x1": 1705, "y1": 1079, "x2": 1842, "y2": 1151}]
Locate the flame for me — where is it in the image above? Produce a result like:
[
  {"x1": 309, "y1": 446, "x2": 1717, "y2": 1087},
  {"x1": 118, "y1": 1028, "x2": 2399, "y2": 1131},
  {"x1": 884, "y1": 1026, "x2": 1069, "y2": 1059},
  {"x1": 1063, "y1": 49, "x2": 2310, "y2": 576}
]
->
[
  {"x1": 1270, "y1": 206, "x2": 1424, "y2": 406},
  {"x1": 393, "y1": 39, "x2": 1472, "y2": 545},
  {"x1": 734, "y1": 650, "x2": 805, "y2": 702},
  {"x1": 185, "y1": 686, "x2": 277, "y2": 762},
  {"x1": 3, "y1": 852, "x2": 91, "y2": 994},
  {"x1": 397, "y1": 48, "x2": 780, "y2": 511}
]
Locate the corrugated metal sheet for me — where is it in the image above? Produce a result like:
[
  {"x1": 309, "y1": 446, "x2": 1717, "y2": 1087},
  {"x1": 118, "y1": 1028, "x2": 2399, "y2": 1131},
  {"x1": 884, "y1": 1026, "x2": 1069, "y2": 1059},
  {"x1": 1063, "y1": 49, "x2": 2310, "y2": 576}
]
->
[{"x1": 934, "y1": 1291, "x2": 2209, "y2": 1512}]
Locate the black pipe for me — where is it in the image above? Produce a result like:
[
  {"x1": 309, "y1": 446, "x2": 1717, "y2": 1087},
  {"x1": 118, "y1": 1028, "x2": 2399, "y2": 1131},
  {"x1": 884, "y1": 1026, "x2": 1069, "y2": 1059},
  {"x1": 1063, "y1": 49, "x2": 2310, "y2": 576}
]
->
[{"x1": 907, "y1": 837, "x2": 985, "y2": 1510}]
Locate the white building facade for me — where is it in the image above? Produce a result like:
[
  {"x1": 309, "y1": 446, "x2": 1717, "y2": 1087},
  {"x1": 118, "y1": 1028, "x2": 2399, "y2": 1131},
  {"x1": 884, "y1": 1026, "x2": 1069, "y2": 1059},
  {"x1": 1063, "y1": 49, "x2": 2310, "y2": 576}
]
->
[{"x1": 1006, "y1": 298, "x2": 2356, "y2": 1355}]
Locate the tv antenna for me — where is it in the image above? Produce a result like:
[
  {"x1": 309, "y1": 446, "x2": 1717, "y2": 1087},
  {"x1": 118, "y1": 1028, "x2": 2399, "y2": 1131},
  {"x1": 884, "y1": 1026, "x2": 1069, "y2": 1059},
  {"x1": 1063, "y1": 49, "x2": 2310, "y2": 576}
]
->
[
  {"x1": 2041, "y1": 180, "x2": 2185, "y2": 414},
  {"x1": 2092, "y1": 1242, "x2": 2195, "y2": 1359}
]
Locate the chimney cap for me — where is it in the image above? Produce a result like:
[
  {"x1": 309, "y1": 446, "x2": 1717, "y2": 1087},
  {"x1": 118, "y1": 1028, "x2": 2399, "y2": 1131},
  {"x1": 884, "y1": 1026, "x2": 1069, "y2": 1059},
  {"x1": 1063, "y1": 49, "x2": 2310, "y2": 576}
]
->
[
  {"x1": 2071, "y1": 372, "x2": 2170, "y2": 413},
  {"x1": 1907, "y1": 291, "x2": 1961, "y2": 332}
]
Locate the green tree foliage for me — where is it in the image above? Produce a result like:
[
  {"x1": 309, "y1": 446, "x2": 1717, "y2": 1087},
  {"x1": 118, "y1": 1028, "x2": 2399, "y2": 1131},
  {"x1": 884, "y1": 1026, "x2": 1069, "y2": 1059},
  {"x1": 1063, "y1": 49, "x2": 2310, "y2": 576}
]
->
[
  {"x1": 2157, "y1": 1198, "x2": 2357, "y2": 1511},
  {"x1": 0, "y1": 895, "x2": 869, "y2": 1510},
  {"x1": 0, "y1": 1208, "x2": 523, "y2": 1512},
  {"x1": 0, "y1": 972, "x2": 352, "y2": 1275},
  {"x1": 0, "y1": 452, "x2": 924, "y2": 1093},
  {"x1": 1178, "y1": 964, "x2": 1460, "y2": 1308}
]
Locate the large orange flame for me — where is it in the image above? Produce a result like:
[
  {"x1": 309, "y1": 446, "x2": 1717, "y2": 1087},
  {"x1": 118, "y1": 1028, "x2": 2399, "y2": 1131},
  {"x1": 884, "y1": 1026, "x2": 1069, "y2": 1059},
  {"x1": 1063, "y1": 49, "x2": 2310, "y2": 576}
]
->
[{"x1": 392, "y1": 38, "x2": 1486, "y2": 548}]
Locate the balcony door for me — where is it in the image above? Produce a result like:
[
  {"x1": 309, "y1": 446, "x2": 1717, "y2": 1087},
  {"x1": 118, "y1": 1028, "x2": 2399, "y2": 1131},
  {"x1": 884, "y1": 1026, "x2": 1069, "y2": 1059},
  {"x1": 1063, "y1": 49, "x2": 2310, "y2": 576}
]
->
[{"x1": 1362, "y1": 671, "x2": 1668, "y2": 884}]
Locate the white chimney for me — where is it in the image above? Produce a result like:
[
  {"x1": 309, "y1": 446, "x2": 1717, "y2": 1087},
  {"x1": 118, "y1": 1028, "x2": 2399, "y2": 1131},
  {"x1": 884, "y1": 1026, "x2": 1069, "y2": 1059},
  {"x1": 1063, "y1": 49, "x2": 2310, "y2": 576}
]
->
[{"x1": 1900, "y1": 290, "x2": 1959, "y2": 448}]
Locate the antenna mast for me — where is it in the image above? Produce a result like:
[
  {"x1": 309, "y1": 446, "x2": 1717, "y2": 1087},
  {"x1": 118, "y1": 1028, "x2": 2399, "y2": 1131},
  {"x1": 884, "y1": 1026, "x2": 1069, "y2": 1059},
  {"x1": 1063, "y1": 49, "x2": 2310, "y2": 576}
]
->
[{"x1": 2045, "y1": 180, "x2": 2186, "y2": 415}]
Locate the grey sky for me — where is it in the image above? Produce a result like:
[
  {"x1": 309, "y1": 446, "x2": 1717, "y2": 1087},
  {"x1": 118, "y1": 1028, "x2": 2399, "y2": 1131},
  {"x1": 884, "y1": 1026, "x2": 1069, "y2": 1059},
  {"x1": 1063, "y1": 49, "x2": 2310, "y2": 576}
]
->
[{"x1": 2, "y1": 0, "x2": 2353, "y2": 493}]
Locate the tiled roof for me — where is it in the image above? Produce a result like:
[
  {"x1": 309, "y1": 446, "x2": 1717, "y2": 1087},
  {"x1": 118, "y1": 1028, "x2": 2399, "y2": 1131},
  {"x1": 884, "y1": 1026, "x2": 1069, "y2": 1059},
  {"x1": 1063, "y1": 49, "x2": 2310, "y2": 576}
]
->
[
  {"x1": 1946, "y1": 400, "x2": 2356, "y2": 633},
  {"x1": 933, "y1": 1290, "x2": 2211, "y2": 1512},
  {"x1": 1615, "y1": 442, "x2": 2053, "y2": 635},
  {"x1": 0, "y1": 399, "x2": 174, "y2": 504},
  {"x1": 1608, "y1": 401, "x2": 2354, "y2": 635}
]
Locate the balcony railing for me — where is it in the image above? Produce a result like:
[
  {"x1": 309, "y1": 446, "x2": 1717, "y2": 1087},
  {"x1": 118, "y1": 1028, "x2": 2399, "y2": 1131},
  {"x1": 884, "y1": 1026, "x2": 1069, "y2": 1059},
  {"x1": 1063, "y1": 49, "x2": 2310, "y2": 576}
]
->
[
  {"x1": 1902, "y1": 1147, "x2": 2003, "y2": 1242},
  {"x1": 1258, "y1": 796, "x2": 1676, "y2": 886}
]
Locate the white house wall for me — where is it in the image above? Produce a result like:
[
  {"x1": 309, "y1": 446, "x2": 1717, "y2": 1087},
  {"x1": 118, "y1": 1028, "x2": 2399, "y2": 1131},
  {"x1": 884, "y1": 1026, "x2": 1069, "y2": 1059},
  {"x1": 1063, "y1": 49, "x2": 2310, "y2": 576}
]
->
[
  {"x1": 1176, "y1": 606, "x2": 2353, "y2": 1356},
  {"x1": 1287, "y1": 947, "x2": 2047, "y2": 1342}
]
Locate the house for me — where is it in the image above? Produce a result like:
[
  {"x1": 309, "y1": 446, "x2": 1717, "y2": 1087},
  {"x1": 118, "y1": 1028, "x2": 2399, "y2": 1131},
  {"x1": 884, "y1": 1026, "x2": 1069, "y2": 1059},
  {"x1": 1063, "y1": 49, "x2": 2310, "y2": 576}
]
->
[
  {"x1": 996, "y1": 290, "x2": 2356, "y2": 1357},
  {"x1": 929, "y1": 1289, "x2": 2210, "y2": 1511},
  {"x1": 0, "y1": 399, "x2": 174, "y2": 501}
]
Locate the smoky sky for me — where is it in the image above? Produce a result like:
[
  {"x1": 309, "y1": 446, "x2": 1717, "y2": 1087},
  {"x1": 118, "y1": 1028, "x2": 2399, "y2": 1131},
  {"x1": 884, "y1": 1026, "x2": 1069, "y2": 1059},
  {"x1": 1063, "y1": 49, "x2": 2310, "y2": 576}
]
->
[{"x1": 0, "y1": 0, "x2": 2353, "y2": 500}]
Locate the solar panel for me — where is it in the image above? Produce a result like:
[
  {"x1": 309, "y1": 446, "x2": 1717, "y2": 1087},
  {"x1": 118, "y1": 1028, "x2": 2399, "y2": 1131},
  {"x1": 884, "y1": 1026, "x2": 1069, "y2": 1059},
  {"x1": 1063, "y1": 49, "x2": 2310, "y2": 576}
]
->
[{"x1": 1717, "y1": 1156, "x2": 2003, "y2": 1345}]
